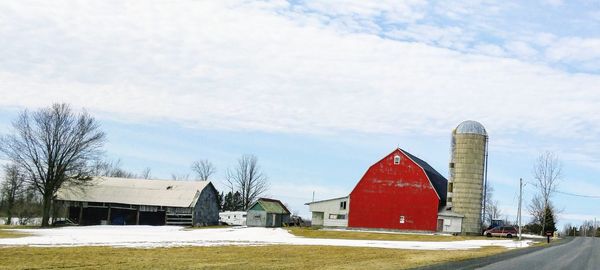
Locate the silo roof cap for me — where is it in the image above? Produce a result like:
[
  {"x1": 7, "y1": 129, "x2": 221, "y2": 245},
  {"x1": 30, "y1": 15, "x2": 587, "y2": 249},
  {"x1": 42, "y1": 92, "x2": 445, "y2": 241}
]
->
[{"x1": 455, "y1": 120, "x2": 487, "y2": 136}]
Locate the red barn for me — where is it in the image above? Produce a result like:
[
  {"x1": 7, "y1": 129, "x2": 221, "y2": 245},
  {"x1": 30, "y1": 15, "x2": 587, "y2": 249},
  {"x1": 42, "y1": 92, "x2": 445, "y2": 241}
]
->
[{"x1": 347, "y1": 148, "x2": 447, "y2": 231}]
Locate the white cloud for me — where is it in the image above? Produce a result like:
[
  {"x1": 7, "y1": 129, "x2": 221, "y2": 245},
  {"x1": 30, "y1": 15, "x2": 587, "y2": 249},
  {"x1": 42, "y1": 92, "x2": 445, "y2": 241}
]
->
[
  {"x1": 545, "y1": 37, "x2": 600, "y2": 70},
  {"x1": 0, "y1": 1, "x2": 600, "y2": 142}
]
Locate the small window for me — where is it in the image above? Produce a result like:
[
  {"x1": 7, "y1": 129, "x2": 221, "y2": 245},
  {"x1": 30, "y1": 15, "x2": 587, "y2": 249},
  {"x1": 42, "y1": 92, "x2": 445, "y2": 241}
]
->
[
  {"x1": 337, "y1": 214, "x2": 346, "y2": 220},
  {"x1": 394, "y1": 155, "x2": 401, "y2": 165},
  {"x1": 449, "y1": 163, "x2": 454, "y2": 169},
  {"x1": 399, "y1": 216, "x2": 405, "y2": 224},
  {"x1": 448, "y1": 182, "x2": 453, "y2": 192},
  {"x1": 329, "y1": 214, "x2": 337, "y2": 219},
  {"x1": 242, "y1": 214, "x2": 247, "y2": 218},
  {"x1": 340, "y1": 201, "x2": 347, "y2": 210},
  {"x1": 447, "y1": 197, "x2": 453, "y2": 203}
]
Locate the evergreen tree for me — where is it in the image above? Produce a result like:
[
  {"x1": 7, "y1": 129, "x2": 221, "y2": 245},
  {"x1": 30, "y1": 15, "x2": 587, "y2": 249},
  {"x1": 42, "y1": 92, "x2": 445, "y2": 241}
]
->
[
  {"x1": 543, "y1": 206, "x2": 557, "y2": 232},
  {"x1": 216, "y1": 192, "x2": 224, "y2": 211}
]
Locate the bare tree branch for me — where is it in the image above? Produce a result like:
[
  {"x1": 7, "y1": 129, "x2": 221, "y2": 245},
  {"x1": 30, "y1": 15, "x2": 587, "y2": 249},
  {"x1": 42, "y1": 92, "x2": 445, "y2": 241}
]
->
[
  {"x1": 0, "y1": 103, "x2": 106, "y2": 226},
  {"x1": 1, "y1": 163, "x2": 27, "y2": 225},
  {"x1": 191, "y1": 159, "x2": 216, "y2": 181},
  {"x1": 225, "y1": 154, "x2": 269, "y2": 210},
  {"x1": 532, "y1": 151, "x2": 562, "y2": 234}
]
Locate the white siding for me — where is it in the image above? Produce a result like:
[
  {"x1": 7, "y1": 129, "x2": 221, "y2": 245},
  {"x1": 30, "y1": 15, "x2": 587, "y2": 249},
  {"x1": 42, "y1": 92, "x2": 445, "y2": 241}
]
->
[
  {"x1": 307, "y1": 197, "x2": 349, "y2": 227},
  {"x1": 440, "y1": 216, "x2": 462, "y2": 233}
]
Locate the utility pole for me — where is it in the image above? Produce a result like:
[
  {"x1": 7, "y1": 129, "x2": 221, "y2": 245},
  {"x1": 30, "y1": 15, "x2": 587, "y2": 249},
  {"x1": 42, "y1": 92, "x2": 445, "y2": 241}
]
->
[{"x1": 518, "y1": 178, "x2": 523, "y2": 241}]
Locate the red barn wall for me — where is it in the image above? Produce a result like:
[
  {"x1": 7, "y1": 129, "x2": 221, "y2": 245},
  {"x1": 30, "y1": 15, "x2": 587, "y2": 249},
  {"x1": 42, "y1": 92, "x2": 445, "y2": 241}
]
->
[{"x1": 348, "y1": 149, "x2": 440, "y2": 231}]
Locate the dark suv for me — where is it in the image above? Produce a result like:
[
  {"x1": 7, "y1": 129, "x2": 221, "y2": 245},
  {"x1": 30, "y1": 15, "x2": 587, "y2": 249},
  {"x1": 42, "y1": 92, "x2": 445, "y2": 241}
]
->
[{"x1": 484, "y1": 226, "x2": 518, "y2": 238}]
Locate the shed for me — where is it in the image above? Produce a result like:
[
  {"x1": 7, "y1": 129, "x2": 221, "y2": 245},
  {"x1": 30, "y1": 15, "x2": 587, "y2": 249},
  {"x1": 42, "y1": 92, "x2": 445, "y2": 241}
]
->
[
  {"x1": 55, "y1": 177, "x2": 220, "y2": 226},
  {"x1": 246, "y1": 198, "x2": 291, "y2": 227},
  {"x1": 437, "y1": 209, "x2": 464, "y2": 233}
]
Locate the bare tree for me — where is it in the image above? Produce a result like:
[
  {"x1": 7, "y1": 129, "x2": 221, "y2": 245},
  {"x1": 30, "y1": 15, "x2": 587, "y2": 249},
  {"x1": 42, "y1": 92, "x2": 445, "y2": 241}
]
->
[
  {"x1": 171, "y1": 173, "x2": 190, "y2": 181},
  {"x1": 191, "y1": 159, "x2": 216, "y2": 181},
  {"x1": 92, "y1": 159, "x2": 136, "y2": 178},
  {"x1": 140, "y1": 167, "x2": 152, "y2": 179},
  {"x1": 1, "y1": 164, "x2": 26, "y2": 225},
  {"x1": 532, "y1": 151, "x2": 562, "y2": 234},
  {"x1": 0, "y1": 103, "x2": 106, "y2": 226},
  {"x1": 483, "y1": 185, "x2": 502, "y2": 227},
  {"x1": 527, "y1": 194, "x2": 545, "y2": 225},
  {"x1": 225, "y1": 155, "x2": 269, "y2": 210}
]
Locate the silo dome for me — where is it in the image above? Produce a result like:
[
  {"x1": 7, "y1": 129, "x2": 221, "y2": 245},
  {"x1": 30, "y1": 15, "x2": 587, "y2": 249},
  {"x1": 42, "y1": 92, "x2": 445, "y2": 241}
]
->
[{"x1": 455, "y1": 120, "x2": 487, "y2": 136}]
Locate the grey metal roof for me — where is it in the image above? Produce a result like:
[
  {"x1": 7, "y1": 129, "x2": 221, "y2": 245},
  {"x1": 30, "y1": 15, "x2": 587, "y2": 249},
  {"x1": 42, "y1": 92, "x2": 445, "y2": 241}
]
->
[
  {"x1": 56, "y1": 177, "x2": 211, "y2": 208},
  {"x1": 437, "y1": 209, "x2": 464, "y2": 218},
  {"x1": 455, "y1": 120, "x2": 487, "y2": 136},
  {"x1": 305, "y1": 196, "x2": 348, "y2": 205}
]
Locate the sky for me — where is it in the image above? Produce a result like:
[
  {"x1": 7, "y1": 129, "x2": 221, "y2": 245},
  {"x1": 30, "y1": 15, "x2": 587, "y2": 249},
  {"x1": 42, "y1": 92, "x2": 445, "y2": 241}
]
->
[{"x1": 0, "y1": 0, "x2": 599, "y2": 228}]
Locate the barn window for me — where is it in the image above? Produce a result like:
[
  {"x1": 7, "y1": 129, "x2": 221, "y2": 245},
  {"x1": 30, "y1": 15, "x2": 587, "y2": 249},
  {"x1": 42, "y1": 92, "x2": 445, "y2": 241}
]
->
[
  {"x1": 337, "y1": 214, "x2": 346, "y2": 220},
  {"x1": 399, "y1": 216, "x2": 405, "y2": 224},
  {"x1": 447, "y1": 197, "x2": 453, "y2": 203},
  {"x1": 340, "y1": 201, "x2": 347, "y2": 210},
  {"x1": 448, "y1": 182, "x2": 453, "y2": 192},
  {"x1": 394, "y1": 155, "x2": 401, "y2": 165},
  {"x1": 329, "y1": 214, "x2": 337, "y2": 219}
]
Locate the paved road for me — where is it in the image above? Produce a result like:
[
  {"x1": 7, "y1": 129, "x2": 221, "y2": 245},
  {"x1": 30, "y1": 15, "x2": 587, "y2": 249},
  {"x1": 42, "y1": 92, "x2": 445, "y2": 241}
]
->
[{"x1": 479, "y1": 237, "x2": 600, "y2": 270}]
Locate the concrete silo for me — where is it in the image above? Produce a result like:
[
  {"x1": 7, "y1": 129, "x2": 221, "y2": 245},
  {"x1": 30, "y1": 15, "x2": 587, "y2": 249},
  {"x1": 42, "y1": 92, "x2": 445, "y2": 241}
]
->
[{"x1": 447, "y1": 120, "x2": 488, "y2": 235}]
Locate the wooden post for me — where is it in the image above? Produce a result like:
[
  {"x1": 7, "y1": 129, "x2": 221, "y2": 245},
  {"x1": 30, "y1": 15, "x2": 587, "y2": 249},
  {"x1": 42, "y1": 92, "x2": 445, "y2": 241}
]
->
[
  {"x1": 78, "y1": 202, "x2": 84, "y2": 225},
  {"x1": 136, "y1": 208, "x2": 140, "y2": 225},
  {"x1": 107, "y1": 204, "x2": 111, "y2": 225}
]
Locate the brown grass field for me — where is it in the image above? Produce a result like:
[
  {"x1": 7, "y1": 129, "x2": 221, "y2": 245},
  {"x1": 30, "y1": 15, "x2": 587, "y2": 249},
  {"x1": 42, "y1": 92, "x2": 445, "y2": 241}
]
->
[
  {"x1": 0, "y1": 245, "x2": 507, "y2": 270},
  {"x1": 0, "y1": 226, "x2": 511, "y2": 269},
  {"x1": 287, "y1": 227, "x2": 486, "y2": 242}
]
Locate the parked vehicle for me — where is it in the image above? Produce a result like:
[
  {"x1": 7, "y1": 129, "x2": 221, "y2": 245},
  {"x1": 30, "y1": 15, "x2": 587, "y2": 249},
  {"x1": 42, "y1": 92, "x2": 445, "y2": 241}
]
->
[
  {"x1": 484, "y1": 226, "x2": 518, "y2": 238},
  {"x1": 219, "y1": 211, "x2": 247, "y2": 226}
]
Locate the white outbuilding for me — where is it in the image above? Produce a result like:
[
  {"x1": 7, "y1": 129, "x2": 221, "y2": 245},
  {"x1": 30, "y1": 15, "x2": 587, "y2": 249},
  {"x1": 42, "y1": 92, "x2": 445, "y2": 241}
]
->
[{"x1": 306, "y1": 196, "x2": 349, "y2": 227}]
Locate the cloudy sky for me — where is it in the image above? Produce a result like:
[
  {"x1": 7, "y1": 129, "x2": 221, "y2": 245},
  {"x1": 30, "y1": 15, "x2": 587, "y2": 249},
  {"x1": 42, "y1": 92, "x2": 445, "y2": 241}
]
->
[{"x1": 1, "y1": 0, "x2": 599, "y2": 226}]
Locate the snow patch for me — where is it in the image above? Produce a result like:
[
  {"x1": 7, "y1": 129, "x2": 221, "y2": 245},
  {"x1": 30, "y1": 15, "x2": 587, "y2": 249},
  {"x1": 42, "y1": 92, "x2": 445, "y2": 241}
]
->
[{"x1": 0, "y1": 226, "x2": 533, "y2": 249}]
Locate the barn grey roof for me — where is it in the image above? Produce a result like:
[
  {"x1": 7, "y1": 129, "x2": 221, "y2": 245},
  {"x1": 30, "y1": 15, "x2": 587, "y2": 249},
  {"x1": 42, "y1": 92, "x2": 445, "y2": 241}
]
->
[
  {"x1": 56, "y1": 177, "x2": 212, "y2": 208},
  {"x1": 305, "y1": 196, "x2": 348, "y2": 205},
  {"x1": 455, "y1": 120, "x2": 487, "y2": 136},
  {"x1": 400, "y1": 149, "x2": 448, "y2": 205},
  {"x1": 437, "y1": 209, "x2": 464, "y2": 218}
]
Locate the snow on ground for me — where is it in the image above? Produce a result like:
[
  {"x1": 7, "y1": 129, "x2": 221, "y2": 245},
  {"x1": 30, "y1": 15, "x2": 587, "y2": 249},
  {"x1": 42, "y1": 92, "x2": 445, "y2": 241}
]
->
[
  {"x1": 0, "y1": 226, "x2": 532, "y2": 249},
  {"x1": 520, "y1": 234, "x2": 548, "y2": 239}
]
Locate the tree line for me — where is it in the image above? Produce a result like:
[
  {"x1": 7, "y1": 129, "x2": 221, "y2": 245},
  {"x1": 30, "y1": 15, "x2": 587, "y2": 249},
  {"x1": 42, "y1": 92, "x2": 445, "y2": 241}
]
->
[{"x1": 0, "y1": 103, "x2": 269, "y2": 226}]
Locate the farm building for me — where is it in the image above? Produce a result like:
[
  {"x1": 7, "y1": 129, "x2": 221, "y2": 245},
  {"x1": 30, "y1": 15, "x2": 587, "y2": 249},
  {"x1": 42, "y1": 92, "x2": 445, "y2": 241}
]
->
[
  {"x1": 246, "y1": 198, "x2": 291, "y2": 227},
  {"x1": 55, "y1": 177, "x2": 220, "y2": 226},
  {"x1": 307, "y1": 148, "x2": 463, "y2": 233},
  {"x1": 306, "y1": 196, "x2": 349, "y2": 227}
]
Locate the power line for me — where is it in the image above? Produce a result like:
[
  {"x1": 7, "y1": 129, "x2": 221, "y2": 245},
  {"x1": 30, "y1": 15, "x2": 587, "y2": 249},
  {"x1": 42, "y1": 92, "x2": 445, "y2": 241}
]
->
[
  {"x1": 555, "y1": 190, "x2": 600, "y2": 199},
  {"x1": 525, "y1": 181, "x2": 600, "y2": 198}
]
